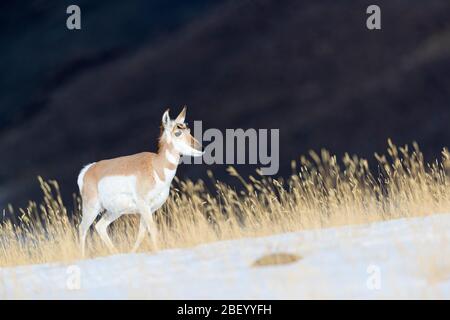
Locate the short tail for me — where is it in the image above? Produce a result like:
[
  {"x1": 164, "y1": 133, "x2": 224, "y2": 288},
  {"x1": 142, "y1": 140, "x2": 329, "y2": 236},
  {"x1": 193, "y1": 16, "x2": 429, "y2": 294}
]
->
[{"x1": 77, "y1": 163, "x2": 95, "y2": 193}]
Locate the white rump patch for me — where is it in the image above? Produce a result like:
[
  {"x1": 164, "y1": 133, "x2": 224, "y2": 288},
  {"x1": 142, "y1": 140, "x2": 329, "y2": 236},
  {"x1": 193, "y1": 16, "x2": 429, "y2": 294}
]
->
[{"x1": 77, "y1": 163, "x2": 95, "y2": 192}]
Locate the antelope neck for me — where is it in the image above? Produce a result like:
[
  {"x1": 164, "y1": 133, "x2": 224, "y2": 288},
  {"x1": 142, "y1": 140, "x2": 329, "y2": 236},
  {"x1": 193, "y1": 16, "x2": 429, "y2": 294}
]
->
[{"x1": 156, "y1": 137, "x2": 180, "y2": 170}]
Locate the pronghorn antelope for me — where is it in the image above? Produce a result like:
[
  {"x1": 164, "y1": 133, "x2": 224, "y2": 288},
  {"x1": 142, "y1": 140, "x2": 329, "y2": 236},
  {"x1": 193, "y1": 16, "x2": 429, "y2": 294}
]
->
[{"x1": 77, "y1": 107, "x2": 203, "y2": 257}]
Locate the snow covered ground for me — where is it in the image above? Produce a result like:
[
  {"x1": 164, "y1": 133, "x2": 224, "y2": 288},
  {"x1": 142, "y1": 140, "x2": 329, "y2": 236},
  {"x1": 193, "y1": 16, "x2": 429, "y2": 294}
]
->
[{"x1": 1, "y1": 213, "x2": 449, "y2": 299}]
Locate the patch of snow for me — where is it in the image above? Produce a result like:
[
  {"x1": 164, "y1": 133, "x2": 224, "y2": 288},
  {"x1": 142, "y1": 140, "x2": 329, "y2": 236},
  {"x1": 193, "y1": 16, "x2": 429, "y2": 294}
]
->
[{"x1": 1, "y1": 213, "x2": 449, "y2": 299}]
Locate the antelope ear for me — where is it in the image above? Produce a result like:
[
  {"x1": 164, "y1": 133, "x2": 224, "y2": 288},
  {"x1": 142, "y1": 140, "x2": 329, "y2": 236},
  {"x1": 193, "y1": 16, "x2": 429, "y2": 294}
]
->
[
  {"x1": 175, "y1": 105, "x2": 187, "y2": 123},
  {"x1": 162, "y1": 109, "x2": 171, "y2": 128}
]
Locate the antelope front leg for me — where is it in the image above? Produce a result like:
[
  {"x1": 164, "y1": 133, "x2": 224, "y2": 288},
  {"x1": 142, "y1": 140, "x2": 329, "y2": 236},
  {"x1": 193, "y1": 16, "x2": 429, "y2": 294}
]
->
[
  {"x1": 131, "y1": 217, "x2": 146, "y2": 252},
  {"x1": 136, "y1": 202, "x2": 159, "y2": 251},
  {"x1": 143, "y1": 213, "x2": 159, "y2": 250}
]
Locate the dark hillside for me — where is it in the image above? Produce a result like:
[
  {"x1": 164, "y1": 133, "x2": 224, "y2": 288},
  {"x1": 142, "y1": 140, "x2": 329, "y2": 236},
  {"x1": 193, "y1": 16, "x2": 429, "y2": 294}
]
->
[{"x1": 1, "y1": 0, "x2": 450, "y2": 208}]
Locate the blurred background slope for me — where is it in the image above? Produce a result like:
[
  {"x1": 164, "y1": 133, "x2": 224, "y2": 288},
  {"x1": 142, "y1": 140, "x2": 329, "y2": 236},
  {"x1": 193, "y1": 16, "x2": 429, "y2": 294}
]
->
[{"x1": 1, "y1": 0, "x2": 450, "y2": 209}]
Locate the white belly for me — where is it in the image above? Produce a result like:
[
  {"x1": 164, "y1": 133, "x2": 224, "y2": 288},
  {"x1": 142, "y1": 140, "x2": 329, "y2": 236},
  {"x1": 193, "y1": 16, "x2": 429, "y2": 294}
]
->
[
  {"x1": 97, "y1": 175, "x2": 173, "y2": 214},
  {"x1": 98, "y1": 176, "x2": 139, "y2": 214}
]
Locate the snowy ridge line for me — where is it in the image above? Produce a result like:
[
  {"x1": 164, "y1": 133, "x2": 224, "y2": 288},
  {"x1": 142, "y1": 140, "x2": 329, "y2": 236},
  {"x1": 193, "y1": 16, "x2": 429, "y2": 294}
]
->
[{"x1": 1, "y1": 213, "x2": 449, "y2": 299}]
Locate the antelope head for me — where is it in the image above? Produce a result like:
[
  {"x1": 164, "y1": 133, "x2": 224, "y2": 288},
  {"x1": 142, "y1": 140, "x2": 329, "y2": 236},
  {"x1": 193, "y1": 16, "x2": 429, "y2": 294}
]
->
[{"x1": 161, "y1": 106, "x2": 203, "y2": 157}]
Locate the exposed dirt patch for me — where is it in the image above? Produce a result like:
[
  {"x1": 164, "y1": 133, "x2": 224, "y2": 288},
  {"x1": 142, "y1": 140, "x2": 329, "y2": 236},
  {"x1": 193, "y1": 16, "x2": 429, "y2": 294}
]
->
[{"x1": 252, "y1": 253, "x2": 302, "y2": 267}]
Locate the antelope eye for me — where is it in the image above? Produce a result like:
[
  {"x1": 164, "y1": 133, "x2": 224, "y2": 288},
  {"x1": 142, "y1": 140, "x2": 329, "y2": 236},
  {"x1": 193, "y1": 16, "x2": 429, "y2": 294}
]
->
[{"x1": 175, "y1": 130, "x2": 182, "y2": 137}]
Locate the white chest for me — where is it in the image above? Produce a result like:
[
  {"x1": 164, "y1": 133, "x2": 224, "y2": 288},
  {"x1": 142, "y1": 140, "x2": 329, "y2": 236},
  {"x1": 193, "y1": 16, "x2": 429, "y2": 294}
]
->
[
  {"x1": 147, "y1": 168, "x2": 176, "y2": 211},
  {"x1": 147, "y1": 185, "x2": 171, "y2": 211}
]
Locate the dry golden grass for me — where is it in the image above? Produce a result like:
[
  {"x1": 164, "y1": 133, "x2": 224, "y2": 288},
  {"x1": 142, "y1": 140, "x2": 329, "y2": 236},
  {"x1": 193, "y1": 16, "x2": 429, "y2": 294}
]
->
[{"x1": 1, "y1": 140, "x2": 450, "y2": 267}]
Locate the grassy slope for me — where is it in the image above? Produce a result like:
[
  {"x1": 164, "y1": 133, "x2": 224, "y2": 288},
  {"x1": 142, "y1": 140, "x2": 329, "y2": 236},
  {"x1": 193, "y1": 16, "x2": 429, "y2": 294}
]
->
[{"x1": 1, "y1": 142, "x2": 449, "y2": 268}]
